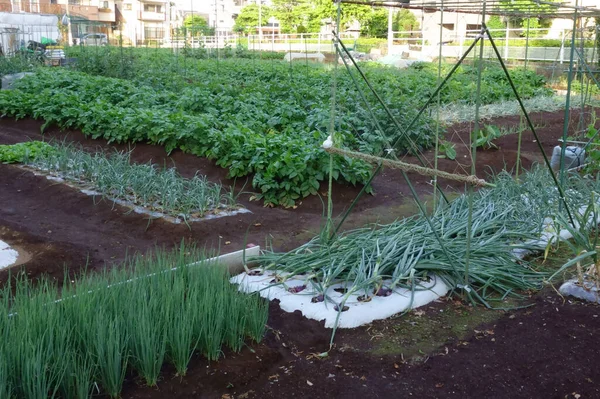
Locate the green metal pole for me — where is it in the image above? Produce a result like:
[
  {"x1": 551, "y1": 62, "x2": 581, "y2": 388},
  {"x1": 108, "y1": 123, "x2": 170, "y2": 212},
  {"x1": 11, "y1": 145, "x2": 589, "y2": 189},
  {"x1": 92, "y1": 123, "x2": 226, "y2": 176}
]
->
[
  {"x1": 334, "y1": 30, "x2": 480, "y2": 158},
  {"x1": 465, "y1": 1, "x2": 487, "y2": 294},
  {"x1": 333, "y1": 30, "x2": 463, "y2": 204},
  {"x1": 433, "y1": 1, "x2": 444, "y2": 211},
  {"x1": 483, "y1": 22, "x2": 575, "y2": 226},
  {"x1": 389, "y1": 38, "x2": 482, "y2": 150},
  {"x1": 516, "y1": 16, "x2": 531, "y2": 180},
  {"x1": 559, "y1": 1, "x2": 579, "y2": 196},
  {"x1": 326, "y1": 0, "x2": 342, "y2": 240}
]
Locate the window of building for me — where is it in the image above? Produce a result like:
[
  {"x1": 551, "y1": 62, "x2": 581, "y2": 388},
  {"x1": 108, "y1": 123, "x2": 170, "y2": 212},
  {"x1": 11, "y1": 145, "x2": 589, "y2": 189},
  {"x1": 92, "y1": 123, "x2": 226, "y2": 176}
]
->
[
  {"x1": 101, "y1": 1, "x2": 109, "y2": 8},
  {"x1": 144, "y1": 4, "x2": 162, "y2": 13},
  {"x1": 144, "y1": 27, "x2": 164, "y2": 39},
  {"x1": 124, "y1": 3, "x2": 132, "y2": 10},
  {"x1": 466, "y1": 24, "x2": 482, "y2": 32}
]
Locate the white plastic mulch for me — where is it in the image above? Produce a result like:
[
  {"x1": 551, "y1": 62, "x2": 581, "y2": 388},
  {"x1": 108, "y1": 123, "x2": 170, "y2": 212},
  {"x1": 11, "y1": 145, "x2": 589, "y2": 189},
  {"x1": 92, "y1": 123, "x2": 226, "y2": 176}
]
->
[
  {"x1": 231, "y1": 271, "x2": 449, "y2": 328},
  {"x1": 0, "y1": 240, "x2": 18, "y2": 270}
]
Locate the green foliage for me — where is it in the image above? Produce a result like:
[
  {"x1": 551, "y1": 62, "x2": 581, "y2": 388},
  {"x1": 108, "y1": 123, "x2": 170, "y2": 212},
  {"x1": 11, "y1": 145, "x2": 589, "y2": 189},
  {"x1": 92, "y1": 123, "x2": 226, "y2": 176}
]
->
[
  {"x1": 0, "y1": 140, "x2": 55, "y2": 163},
  {"x1": 584, "y1": 111, "x2": 600, "y2": 173},
  {"x1": 0, "y1": 50, "x2": 552, "y2": 207},
  {"x1": 360, "y1": 8, "x2": 388, "y2": 38},
  {"x1": 360, "y1": 8, "x2": 420, "y2": 41},
  {"x1": 401, "y1": 61, "x2": 553, "y2": 104},
  {"x1": 460, "y1": 37, "x2": 594, "y2": 48},
  {"x1": 0, "y1": 245, "x2": 269, "y2": 398},
  {"x1": 353, "y1": 37, "x2": 387, "y2": 52},
  {"x1": 270, "y1": 0, "x2": 399, "y2": 35},
  {"x1": 271, "y1": 0, "x2": 312, "y2": 33},
  {"x1": 0, "y1": 59, "x2": 438, "y2": 207},
  {"x1": 473, "y1": 125, "x2": 502, "y2": 150},
  {"x1": 260, "y1": 166, "x2": 594, "y2": 306},
  {"x1": 25, "y1": 143, "x2": 236, "y2": 219},
  {"x1": 182, "y1": 15, "x2": 214, "y2": 36},
  {"x1": 596, "y1": 17, "x2": 600, "y2": 68},
  {"x1": 438, "y1": 140, "x2": 456, "y2": 160},
  {"x1": 394, "y1": 9, "x2": 420, "y2": 32},
  {"x1": 499, "y1": 0, "x2": 557, "y2": 36},
  {"x1": 486, "y1": 15, "x2": 506, "y2": 38},
  {"x1": 233, "y1": 4, "x2": 273, "y2": 35}
]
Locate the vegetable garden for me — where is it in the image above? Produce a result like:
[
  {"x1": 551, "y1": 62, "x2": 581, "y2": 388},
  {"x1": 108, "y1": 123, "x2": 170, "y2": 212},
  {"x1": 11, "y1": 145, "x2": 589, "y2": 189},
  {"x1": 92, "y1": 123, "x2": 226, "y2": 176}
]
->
[{"x1": 1, "y1": 0, "x2": 600, "y2": 398}]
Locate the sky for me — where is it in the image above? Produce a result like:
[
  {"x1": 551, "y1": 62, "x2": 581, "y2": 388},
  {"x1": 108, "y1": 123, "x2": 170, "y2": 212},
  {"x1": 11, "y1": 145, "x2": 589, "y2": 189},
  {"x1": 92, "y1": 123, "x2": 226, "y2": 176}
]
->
[{"x1": 177, "y1": 0, "x2": 207, "y2": 13}]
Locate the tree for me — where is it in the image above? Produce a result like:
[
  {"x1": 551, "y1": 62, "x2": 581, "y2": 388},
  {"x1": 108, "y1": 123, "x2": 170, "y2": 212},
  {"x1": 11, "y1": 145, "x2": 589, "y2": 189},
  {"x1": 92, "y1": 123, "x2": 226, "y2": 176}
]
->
[
  {"x1": 361, "y1": 8, "x2": 387, "y2": 38},
  {"x1": 360, "y1": 9, "x2": 420, "y2": 38},
  {"x1": 271, "y1": 0, "x2": 373, "y2": 34},
  {"x1": 393, "y1": 9, "x2": 419, "y2": 34},
  {"x1": 271, "y1": 0, "x2": 312, "y2": 33},
  {"x1": 233, "y1": 4, "x2": 272, "y2": 35},
  {"x1": 498, "y1": 0, "x2": 558, "y2": 37},
  {"x1": 183, "y1": 15, "x2": 213, "y2": 36},
  {"x1": 486, "y1": 15, "x2": 506, "y2": 38}
]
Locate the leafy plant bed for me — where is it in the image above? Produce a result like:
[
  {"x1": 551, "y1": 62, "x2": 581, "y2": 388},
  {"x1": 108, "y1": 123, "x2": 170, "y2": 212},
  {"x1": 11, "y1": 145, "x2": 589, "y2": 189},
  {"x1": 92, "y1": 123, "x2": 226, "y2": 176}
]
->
[
  {"x1": 0, "y1": 245, "x2": 268, "y2": 398},
  {"x1": 4, "y1": 142, "x2": 245, "y2": 223},
  {"x1": 0, "y1": 52, "x2": 552, "y2": 206}
]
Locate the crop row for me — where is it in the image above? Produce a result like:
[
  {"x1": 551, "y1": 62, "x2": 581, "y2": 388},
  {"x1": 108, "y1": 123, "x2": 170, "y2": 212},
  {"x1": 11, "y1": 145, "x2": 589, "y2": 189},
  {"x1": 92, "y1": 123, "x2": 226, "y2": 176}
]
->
[
  {"x1": 1, "y1": 141, "x2": 237, "y2": 220},
  {"x1": 0, "y1": 246, "x2": 268, "y2": 398}
]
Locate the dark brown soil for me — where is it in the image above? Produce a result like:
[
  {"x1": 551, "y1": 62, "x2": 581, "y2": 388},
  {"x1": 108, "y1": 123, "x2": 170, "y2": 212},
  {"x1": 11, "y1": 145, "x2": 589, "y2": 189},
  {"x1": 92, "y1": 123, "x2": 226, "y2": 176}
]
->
[
  {"x1": 120, "y1": 294, "x2": 600, "y2": 399},
  {"x1": 0, "y1": 109, "x2": 599, "y2": 398}
]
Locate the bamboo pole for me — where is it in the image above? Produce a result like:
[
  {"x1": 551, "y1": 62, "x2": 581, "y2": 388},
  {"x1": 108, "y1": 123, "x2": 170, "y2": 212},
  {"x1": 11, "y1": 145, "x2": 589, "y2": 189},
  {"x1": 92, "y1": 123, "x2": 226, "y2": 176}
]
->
[{"x1": 323, "y1": 146, "x2": 493, "y2": 187}]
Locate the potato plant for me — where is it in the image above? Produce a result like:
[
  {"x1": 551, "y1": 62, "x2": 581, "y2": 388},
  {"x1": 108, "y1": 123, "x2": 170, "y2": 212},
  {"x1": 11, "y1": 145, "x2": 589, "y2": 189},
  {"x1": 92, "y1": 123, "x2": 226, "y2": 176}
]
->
[{"x1": 0, "y1": 55, "x2": 552, "y2": 206}]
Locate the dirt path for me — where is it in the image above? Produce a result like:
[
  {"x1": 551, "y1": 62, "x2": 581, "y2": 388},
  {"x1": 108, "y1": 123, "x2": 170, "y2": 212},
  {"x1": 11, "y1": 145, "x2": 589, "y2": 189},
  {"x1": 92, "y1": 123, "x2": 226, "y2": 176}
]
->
[{"x1": 121, "y1": 293, "x2": 600, "y2": 399}]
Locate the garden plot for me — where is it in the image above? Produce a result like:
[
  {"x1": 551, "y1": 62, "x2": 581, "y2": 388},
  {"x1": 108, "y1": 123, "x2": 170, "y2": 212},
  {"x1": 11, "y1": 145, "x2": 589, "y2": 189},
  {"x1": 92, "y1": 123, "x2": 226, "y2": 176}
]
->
[
  {"x1": 1, "y1": 141, "x2": 246, "y2": 223},
  {"x1": 235, "y1": 167, "x2": 600, "y2": 330}
]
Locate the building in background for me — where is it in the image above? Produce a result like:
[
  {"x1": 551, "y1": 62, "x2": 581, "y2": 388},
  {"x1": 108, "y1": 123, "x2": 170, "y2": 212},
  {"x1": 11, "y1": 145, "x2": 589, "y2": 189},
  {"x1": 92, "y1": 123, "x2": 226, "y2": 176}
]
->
[
  {"x1": 186, "y1": 0, "x2": 273, "y2": 37},
  {"x1": 114, "y1": 0, "x2": 171, "y2": 45},
  {"x1": 0, "y1": 0, "x2": 116, "y2": 43}
]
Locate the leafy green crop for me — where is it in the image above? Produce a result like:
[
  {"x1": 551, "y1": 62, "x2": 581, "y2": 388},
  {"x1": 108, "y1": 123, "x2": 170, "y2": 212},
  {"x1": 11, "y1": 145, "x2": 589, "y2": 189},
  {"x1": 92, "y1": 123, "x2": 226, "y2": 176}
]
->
[
  {"x1": 0, "y1": 52, "x2": 552, "y2": 206},
  {"x1": 0, "y1": 141, "x2": 55, "y2": 164}
]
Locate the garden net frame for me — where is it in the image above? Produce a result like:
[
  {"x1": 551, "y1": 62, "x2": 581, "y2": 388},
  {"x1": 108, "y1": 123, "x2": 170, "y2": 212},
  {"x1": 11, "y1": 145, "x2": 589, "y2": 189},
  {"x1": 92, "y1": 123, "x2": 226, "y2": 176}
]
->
[{"x1": 325, "y1": 0, "x2": 600, "y2": 296}]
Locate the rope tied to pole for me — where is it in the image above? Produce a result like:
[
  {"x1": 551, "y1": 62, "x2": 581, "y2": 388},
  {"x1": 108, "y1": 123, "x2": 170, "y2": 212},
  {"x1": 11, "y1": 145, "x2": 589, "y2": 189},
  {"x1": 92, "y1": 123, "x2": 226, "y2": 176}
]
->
[{"x1": 323, "y1": 145, "x2": 493, "y2": 188}]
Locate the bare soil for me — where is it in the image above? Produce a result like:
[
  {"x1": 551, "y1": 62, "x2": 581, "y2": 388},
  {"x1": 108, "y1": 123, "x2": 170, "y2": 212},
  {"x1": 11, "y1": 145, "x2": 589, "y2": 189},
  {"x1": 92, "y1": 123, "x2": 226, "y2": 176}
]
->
[{"x1": 0, "y1": 109, "x2": 598, "y2": 398}]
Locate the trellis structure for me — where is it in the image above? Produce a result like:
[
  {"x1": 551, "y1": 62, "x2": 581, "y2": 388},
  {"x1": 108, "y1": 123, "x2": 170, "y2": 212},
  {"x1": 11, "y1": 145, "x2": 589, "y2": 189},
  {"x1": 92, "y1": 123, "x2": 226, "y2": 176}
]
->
[{"x1": 324, "y1": 0, "x2": 600, "y2": 295}]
